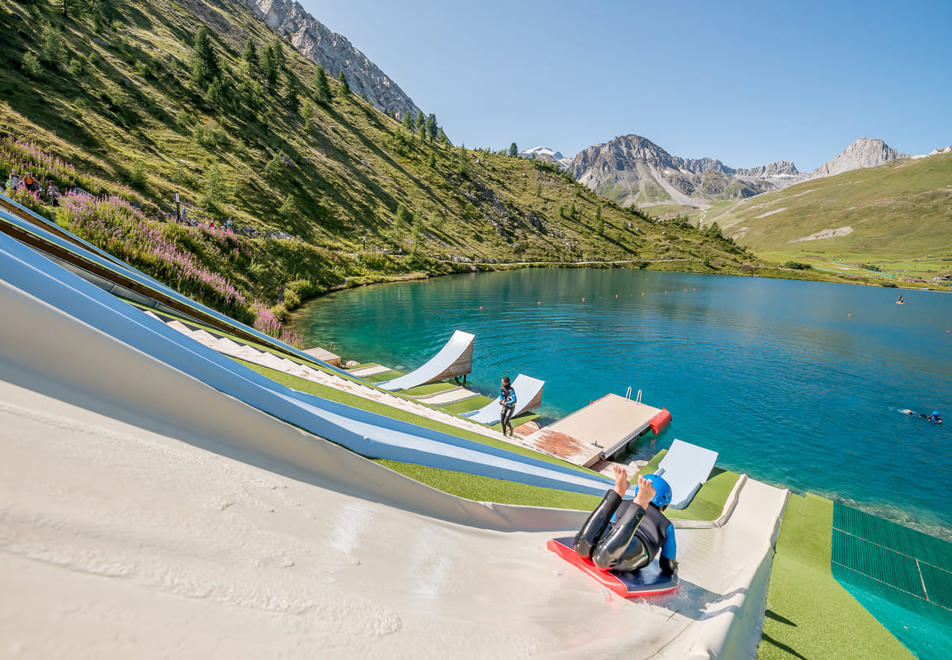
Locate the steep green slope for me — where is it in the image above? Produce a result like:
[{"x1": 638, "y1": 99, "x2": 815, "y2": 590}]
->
[
  {"x1": 0, "y1": 0, "x2": 759, "y2": 333},
  {"x1": 696, "y1": 153, "x2": 952, "y2": 282}
]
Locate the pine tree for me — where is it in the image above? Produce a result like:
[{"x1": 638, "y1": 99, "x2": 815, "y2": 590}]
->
[
  {"x1": 270, "y1": 38, "x2": 286, "y2": 71},
  {"x1": 301, "y1": 99, "x2": 315, "y2": 131},
  {"x1": 190, "y1": 27, "x2": 220, "y2": 90},
  {"x1": 508, "y1": 142, "x2": 518, "y2": 158},
  {"x1": 427, "y1": 152, "x2": 436, "y2": 168},
  {"x1": 39, "y1": 23, "x2": 68, "y2": 69},
  {"x1": 242, "y1": 37, "x2": 259, "y2": 73},
  {"x1": 415, "y1": 111, "x2": 425, "y2": 130},
  {"x1": 596, "y1": 206, "x2": 604, "y2": 235},
  {"x1": 426, "y1": 113, "x2": 437, "y2": 141},
  {"x1": 284, "y1": 69, "x2": 300, "y2": 112},
  {"x1": 313, "y1": 65, "x2": 331, "y2": 104},
  {"x1": 402, "y1": 112, "x2": 414, "y2": 131},
  {"x1": 337, "y1": 69, "x2": 350, "y2": 96},
  {"x1": 418, "y1": 121, "x2": 426, "y2": 142},
  {"x1": 262, "y1": 42, "x2": 279, "y2": 93},
  {"x1": 438, "y1": 127, "x2": 449, "y2": 146}
]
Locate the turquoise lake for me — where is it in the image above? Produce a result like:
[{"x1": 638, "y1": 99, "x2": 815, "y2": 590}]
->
[{"x1": 294, "y1": 269, "x2": 952, "y2": 538}]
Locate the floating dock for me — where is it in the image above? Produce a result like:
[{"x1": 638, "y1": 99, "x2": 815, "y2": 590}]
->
[{"x1": 521, "y1": 393, "x2": 669, "y2": 467}]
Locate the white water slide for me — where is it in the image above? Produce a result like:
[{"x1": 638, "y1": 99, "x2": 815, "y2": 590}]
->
[
  {"x1": 463, "y1": 373, "x2": 545, "y2": 425},
  {"x1": 378, "y1": 330, "x2": 474, "y2": 391},
  {"x1": 0, "y1": 219, "x2": 789, "y2": 657}
]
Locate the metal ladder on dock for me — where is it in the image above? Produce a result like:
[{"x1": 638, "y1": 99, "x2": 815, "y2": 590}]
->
[{"x1": 625, "y1": 386, "x2": 642, "y2": 403}]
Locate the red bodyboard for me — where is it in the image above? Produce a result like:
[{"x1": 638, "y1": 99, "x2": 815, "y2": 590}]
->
[{"x1": 547, "y1": 537, "x2": 678, "y2": 597}]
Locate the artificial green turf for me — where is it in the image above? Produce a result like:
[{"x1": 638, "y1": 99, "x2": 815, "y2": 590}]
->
[
  {"x1": 375, "y1": 459, "x2": 601, "y2": 510},
  {"x1": 437, "y1": 394, "x2": 494, "y2": 414},
  {"x1": 634, "y1": 449, "x2": 740, "y2": 521},
  {"x1": 401, "y1": 381, "x2": 462, "y2": 396},
  {"x1": 758, "y1": 493, "x2": 913, "y2": 659},
  {"x1": 362, "y1": 370, "x2": 404, "y2": 383},
  {"x1": 236, "y1": 358, "x2": 602, "y2": 477}
]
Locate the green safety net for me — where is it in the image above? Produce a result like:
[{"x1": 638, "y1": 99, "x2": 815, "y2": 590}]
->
[{"x1": 831, "y1": 502, "x2": 952, "y2": 658}]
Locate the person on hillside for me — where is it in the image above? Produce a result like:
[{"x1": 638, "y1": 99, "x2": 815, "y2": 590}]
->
[
  {"x1": 22, "y1": 172, "x2": 41, "y2": 193},
  {"x1": 5, "y1": 170, "x2": 21, "y2": 192},
  {"x1": 45, "y1": 180, "x2": 60, "y2": 206},
  {"x1": 498, "y1": 375, "x2": 517, "y2": 437},
  {"x1": 574, "y1": 465, "x2": 678, "y2": 576}
]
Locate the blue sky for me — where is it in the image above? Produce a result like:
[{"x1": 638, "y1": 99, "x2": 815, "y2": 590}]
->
[{"x1": 301, "y1": 1, "x2": 951, "y2": 171}]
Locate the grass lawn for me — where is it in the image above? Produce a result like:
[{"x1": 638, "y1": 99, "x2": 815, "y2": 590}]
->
[
  {"x1": 375, "y1": 459, "x2": 600, "y2": 510},
  {"x1": 436, "y1": 394, "x2": 494, "y2": 414},
  {"x1": 401, "y1": 381, "x2": 462, "y2": 396},
  {"x1": 758, "y1": 493, "x2": 912, "y2": 659},
  {"x1": 361, "y1": 369, "x2": 404, "y2": 383}
]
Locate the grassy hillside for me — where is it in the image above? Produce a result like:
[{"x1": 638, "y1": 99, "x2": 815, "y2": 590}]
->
[
  {"x1": 695, "y1": 153, "x2": 952, "y2": 284},
  {"x1": 0, "y1": 0, "x2": 768, "y2": 338}
]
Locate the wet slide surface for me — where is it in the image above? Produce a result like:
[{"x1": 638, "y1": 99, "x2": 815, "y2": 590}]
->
[{"x1": 1, "y1": 376, "x2": 785, "y2": 658}]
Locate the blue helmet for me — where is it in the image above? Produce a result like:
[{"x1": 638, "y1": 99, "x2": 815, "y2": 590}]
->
[{"x1": 638, "y1": 473, "x2": 672, "y2": 508}]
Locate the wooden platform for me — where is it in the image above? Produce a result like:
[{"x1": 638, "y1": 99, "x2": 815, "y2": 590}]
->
[
  {"x1": 303, "y1": 346, "x2": 341, "y2": 367},
  {"x1": 521, "y1": 394, "x2": 662, "y2": 467}
]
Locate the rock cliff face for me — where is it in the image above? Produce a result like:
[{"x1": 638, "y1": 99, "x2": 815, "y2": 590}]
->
[
  {"x1": 569, "y1": 134, "x2": 791, "y2": 208},
  {"x1": 240, "y1": 0, "x2": 422, "y2": 119},
  {"x1": 811, "y1": 137, "x2": 906, "y2": 178}
]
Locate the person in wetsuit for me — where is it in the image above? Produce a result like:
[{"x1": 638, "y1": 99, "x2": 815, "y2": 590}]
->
[
  {"x1": 498, "y1": 376, "x2": 517, "y2": 437},
  {"x1": 574, "y1": 464, "x2": 677, "y2": 575}
]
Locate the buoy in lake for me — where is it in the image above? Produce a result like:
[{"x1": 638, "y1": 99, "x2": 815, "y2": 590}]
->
[
  {"x1": 479, "y1": 306, "x2": 483, "y2": 310},
  {"x1": 537, "y1": 301, "x2": 541, "y2": 305},
  {"x1": 848, "y1": 313, "x2": 851, "y2": 317},
  {"x1": 582, "y1": 297, "x2": 585, "y2": 302}
]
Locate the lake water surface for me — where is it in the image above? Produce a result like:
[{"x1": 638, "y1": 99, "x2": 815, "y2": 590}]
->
[{"x1": 294, "y1": 269, "x2": 952, "y2": 537}]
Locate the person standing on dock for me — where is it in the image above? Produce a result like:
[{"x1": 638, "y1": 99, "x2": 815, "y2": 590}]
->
[{"x1": 499, "y1": 376, "x2": 517, "y2": 437}]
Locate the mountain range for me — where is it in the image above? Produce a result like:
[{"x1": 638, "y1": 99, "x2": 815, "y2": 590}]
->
[
  {"x1": 529, "y1": 136, "x2": 917, "y2": 212},
  {"x1": 235, "y1": 1, "x2": 932, "y2": 217}
]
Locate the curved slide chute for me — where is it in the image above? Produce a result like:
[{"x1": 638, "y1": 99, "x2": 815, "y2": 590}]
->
[
  {"x1": 463, "y1": 374, "x2": 545, "y2": 425},
  {"x1": 378, "y1": 330, "x2": 474, "y2": 391}
]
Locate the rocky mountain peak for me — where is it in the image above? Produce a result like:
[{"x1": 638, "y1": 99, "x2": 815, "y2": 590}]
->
[
  {"x1": 735, "y1": 160, "x2": 801, "y2": 178},
  {"x1": 520, "y1": 146, "x2": 572, "y2": 169},
  {"x1": 811, "y1": 137, "x2": 907, "y2": 178},
  {"x1": 240, "y1": 0, "x2": 422, "y2": 120},
  {"x1": 569, "y1": 134, "x2": 781, "y2": 208}
]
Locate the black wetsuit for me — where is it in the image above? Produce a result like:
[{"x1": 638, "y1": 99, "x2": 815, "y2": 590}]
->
[
  {"x1": 499, "y1": 385, "x2": 516, "y2": 436},
  {"x1": 574, "y1": 490, "x2": 678, "y2": 575}
]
